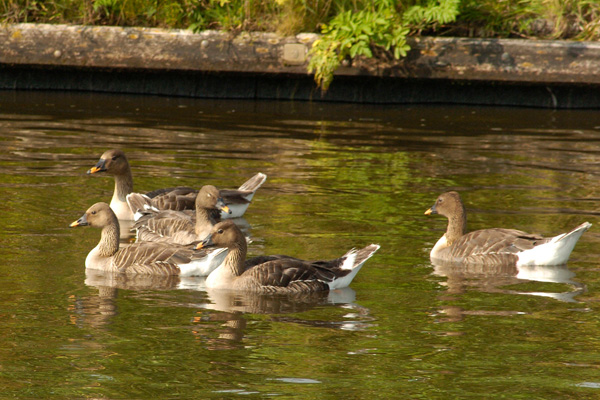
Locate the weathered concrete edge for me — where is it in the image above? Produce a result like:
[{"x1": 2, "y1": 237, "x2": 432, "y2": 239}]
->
[{"x1": 2, "y1": 23, "x2": 600, "y2": 86}]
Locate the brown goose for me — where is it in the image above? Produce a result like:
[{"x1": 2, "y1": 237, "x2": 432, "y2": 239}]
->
[
  {"x1": 198, "y1": 220, "x2": 380, "y2": 292},
  {"x1": 130, "y1": 185, "x2": 231, "y2": 246},
  {"x1": 87, "y1": 149, "x2": 267, "y2": 220},
  {"x1": 425, "y1": 191, "x2": 591, "y2": 266},
  {"x1": 70, "y1": 202, "x2": 228, "y2": 276}
]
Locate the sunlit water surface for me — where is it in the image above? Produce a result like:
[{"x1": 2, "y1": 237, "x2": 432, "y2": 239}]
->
[{"x1": 1, "y1": 91, "x2": 600, "y2": 399}]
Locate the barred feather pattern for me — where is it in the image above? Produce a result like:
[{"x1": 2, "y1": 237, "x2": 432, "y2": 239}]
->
[
  {"x1": 131, "y1": 185, "x2": 226, "y2": 245},
  {"x1": 89, "y1": 150, "x2": 265, "y2": 220},
  {"x1": 97, "y1": 235, "x2": 220, "y2": 275},
  {"x1": 144, "y1": 172, "x2": 267, "y2": 208},
  {"x1": 145, "y1": 187, "x2": 198, "y2": 211},
  {"x1": 436, "y1": 228, "x2": 546, "y2": 265},
  {"x1": 133, "y1": 209, "x2": 199, "y2": 245},
  {"x1": 204, "y1": 220, "x2": 379, "y2": 293},
  {"x1": 75, "y1": 202, "x2": 224, "y2": 276},
  {"x1": 427, "y1": 191, "x2": 590, "y2": 266}
]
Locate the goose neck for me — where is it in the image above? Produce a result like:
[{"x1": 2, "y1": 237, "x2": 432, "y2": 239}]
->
[
  {"x1": 223, "y1": 240, "x2": 247, "y2": 277},
  {"x1": 446, "y1": 209, "x2": 467, "y2": 245},
  {"x1": 98, "y1": 220, "x2": 120, "y2": 257},
  {"x1": 113, "y1": 170, "x2": 134, "y2": 202}
]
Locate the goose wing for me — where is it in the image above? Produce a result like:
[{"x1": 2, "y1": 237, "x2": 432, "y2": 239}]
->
[
  {"x1": 144, "y1": 186, "x2": 197, "y2": 199},
  {"x1": 133, "y1": 210, "x2": 197, "y2": 245},
  {"x1": 112, "y1": 242, "x2": 204, "y2": 275},
  {"x1": 240, "y1": 257, "x2": 351, "y2": 292},
  {"x1": 218, "y1": 189, "x2": 253, "y2": 205},
  {"x1": 144, "y1": 187, "x2": 198, "y2": 211},
  {"x1": 449, "y1": 228, "x2": 547, "y2": 265}
]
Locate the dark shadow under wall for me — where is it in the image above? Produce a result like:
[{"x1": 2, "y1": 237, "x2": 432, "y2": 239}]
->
[{"x1": 1, "y1": 65, "x2": 598, "y2": 109}]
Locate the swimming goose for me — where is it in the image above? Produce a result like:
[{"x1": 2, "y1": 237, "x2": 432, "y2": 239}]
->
[
  {"x1": 424, "y1": 191, "x2": 591, "y2": 266},
  {"x1": 70, "y1": 202, "x2": 228, "y2": 276},
  {"x1": 87, "y1": 149, "x2": 267, "y2": 220},
  {"x1": 198, "y1": 220, "x2": 380, "y2": 292},
  {"x1": 130, "y1": 185, "x2": 231, "y2": 246}
]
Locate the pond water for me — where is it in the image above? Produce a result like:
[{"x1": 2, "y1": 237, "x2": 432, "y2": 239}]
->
[{"x1": 1, "y1": 90, "x2": 600, "y2": 399}]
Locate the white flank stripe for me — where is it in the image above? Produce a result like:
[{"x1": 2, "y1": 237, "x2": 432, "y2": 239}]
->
[{"x1": 178, "y1": 248, "x2": 228, "y2": 277}]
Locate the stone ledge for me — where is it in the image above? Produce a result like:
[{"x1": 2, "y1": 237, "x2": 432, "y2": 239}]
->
[
  {"x1": 2, "y1": 23, "x2": 600, "y2": 85},
  {"x1": 1, "y1": 24, "x2": 315, "y2": 74},
  {"x1": 2, "y1": 23, "x2": 600, "y2": 107}
]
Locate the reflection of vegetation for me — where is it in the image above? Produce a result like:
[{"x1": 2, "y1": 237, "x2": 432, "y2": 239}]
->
[
  {"x1": 501, "y1": 281, "x2": 572, "y2": 293},
  {"x1": 251, "y1": 135, "x2": 444, "y2": 271},
  {"x1": 1, "y1": 96, "x2": 600, "y2": 398}
]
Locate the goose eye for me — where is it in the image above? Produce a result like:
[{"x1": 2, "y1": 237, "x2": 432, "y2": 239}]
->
[
  {"x1": 111, "y1": 156, "x2": 118, "y2": 161},
  {"x1": 91, "y1": 211, "x2": 97, "y2": 215},
  {"x1": 217, "y1": 229, "x2": 224, "y2": 234}
]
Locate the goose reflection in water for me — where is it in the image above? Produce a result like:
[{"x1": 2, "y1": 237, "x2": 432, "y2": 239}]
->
[
  {"x1": 200, "y1": 286, "x2": 357, "y2": 314},
  {"x1": 80, "y1": 270, "x2": 373, "y2": 347},
  {"x1": 71, "y1": 270, "x2": 185, "y2": 330},
  {"x1": 189, "y1": 287, "x2": 371, "y2": 349},
  {"x1": 432, "y1": 259, "x2": 584, "y2": 307}
]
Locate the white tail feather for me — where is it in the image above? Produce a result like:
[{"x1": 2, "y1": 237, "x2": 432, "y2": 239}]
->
[
  {"x1": 517, "y1": 222, "x2": 591, "y2": 266},
  {"x1": 329, "y1": 244, "x2": 380, "y2": 290},
  {"x1": 222, "y1": 173, "x2": 267, "y2": 219}
]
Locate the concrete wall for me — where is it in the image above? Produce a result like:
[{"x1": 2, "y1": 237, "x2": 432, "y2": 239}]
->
[{"x1": 2, "y1": 23, "x2": 600, "y2": 108}]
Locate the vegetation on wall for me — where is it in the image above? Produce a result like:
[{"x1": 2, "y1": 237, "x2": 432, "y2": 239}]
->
[
  {"x1": 1, "y1": 0, "x2": 599, "y2": 89},
  {"x1": 308, "y1": 0, "x2": 460, "y2": 90}
]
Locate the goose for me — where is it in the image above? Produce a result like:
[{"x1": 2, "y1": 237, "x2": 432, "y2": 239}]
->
[
  {"x1": 129, "y1": 185, "x2": 231, "y2": 246},
  {"x1": 197, "y1": 220, "x2": 380, "y2": 292},
  {"x1": 424, "y1": 191, "x2": 591, "y2": 266},
  {"x1": 70, "y1": 202, "x2": 228, "y2": 276},
  {"x1": 87, "y1": 149, "x2": 267, "y2": 220}
]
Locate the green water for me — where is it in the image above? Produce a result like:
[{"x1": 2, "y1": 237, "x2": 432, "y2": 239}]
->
[{"x1": 0, "y1": 91, "x2": 599, "y2": 399}]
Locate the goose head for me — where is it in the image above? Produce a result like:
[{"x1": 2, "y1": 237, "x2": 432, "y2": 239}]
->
[
  {"x1": 425, "y1": 191, "x2": 465, "y2": 219},
  {"x1": 70, "y1": 202, "x2": 118, "y2": 229},
  {"x1": 87, "y1": 149, "x2": 130, "y2": 176},
  {"x1": 197, "y1": 185, "x2": 231, "y2": 214},
  {"x1": 197, "y1": 220, "x2": 244, "y2": 250}
]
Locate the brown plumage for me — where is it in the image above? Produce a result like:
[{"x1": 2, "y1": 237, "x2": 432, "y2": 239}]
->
[
  {"x1": 199, "y1": 220, "x2": 380, "y2": 293},
  {"x1": 87, "y1": 149, "x2": 266, "y2": 220},
  {"x1": 70, "y1": 202, "x2": 228, "y2": 276},
  {"x1": 130, "y1": 185, "x2": 230, "y2": 245},
  {"x1": 425, "y1": 191, "x2": 591, "y2": 266}
]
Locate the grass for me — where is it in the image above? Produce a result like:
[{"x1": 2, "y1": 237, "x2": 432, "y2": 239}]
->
[
  {"x1": 455, "y1": 0, "x2": 600, "y2": 40},
  {"x1": 4, "y1": 0, "x2": 598, "y2": 39}
]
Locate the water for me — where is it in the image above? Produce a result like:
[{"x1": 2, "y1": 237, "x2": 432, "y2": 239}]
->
[{"x1": 1, "y1": 91, "x2": 599, "y2": 399}]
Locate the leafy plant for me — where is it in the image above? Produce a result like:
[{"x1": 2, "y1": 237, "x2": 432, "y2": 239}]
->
[
  {"x1": 308, "y1": 2, "x2": 411, "y2": 91},
  {"x1": 403, "y1": 0, "x2": 461, "y2": 31},
  {"x1": 308, "y1": 0, "x2": 460, "y2": 91}
]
